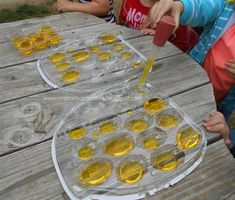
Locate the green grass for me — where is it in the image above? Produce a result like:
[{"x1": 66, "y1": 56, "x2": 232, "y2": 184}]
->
[{"x1": 0, "y1": 4, "x2": 51, "y2": 23}]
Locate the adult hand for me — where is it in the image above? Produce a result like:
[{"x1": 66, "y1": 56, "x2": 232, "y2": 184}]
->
[{"x1": 57, "y1": 0, "x2": 73, "y2": 12}]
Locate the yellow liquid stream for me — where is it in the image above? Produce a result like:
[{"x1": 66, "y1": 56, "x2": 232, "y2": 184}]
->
[
  {"x1": 78, "y1": 161, "x2": 112, "y2": 186},
  {"x1": 55, "y1": 63, "x2": 70, "y2": 73},
  {"x1": 129, "y1": 119, "x2": 149, "y2": 133},
  {"x1": 119, "y1": 51, "x2": 133, "y2": 60},
  {"x1": 100, "y1": 34, "x2": 117, "y2": 43},
  {"x1": 159, "y1": 115, "x2": 180, "y2": 129},
  {"x1": 61, "y1": 71, "x2": 80, "y2": 84},
  {"x1": 97, "y1": 51, "x2": 111, "y2": 61},
  {"x1": 119, "y1": 161, "x2": 145, "y2": 184},
  {"x1": 177, "y1": 127, "x2": 200, "y2": 149},
  {"x1": 112, "y1": 43, "x2": 124, "y2": 51},
  {"x1": 144, "y1": 98, "x2": 166, "y2": 114},
  {"x1": 103, "y1": 136, "x2": 133, "y2": 157},
  {"x1": 49, "y1": 53, "x2": 66, "y2": 63},
  {"x1": 72, "y1": 51, "x2": 89, "y2": 62},
  {"x1": 99, "y1": 122, "x2": 117, "y2": 134},
  {"x1": 69, "y1": 127, "x2": 86, "y2": 139},
  {"x1": 138, "y1": 58, "x2": 155, "y2": 89},
  {"x1": 18, "y1": 39, "x2": 33, "y2": 55},
  {"x1": 77, "y1": 146, "x2": 94, "y2": 160},
  {"x1": 153, "y1": 152, "x2": 179, "y2": 171},
  {"x1": 143, "y1": 136, "x2": 160, "y2": 150},
  {"x1": 89, "y1": 45, "x2": 101, "y2": 53}
]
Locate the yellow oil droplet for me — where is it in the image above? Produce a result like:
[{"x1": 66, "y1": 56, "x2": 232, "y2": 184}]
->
[
  {"x1": 61, "y1": 71, "x2": 80, "y2": 84},
  {"x1": 138, "y1": 58, "x2": 155, "y2": 89},
  {"x1": 177, "y1": 127, "x2": 200, "y2": 149},
  {"x1": 89, "y1": 45, "x2": 101, "y2": 53},
  {"x1": 72, "y1": 51, "x2": 89, "y2": 62},
  {"x1": 100, "y1": 34, "x2": 117, "y2": 43},
  {"x1": 97, "y1": 51, "x2": 111, "y2": 61},
  {"x1": 47, "y1": 33, "x2": 61, "y2": 46},
  {"x1": 158, "y1": 115, "x2": 180, "y2": 129},
  {"x1": 129, "y1": 119, "x2": 149, "y2": 133},
  {"x1": 153, "y1": 152, "x2": 179, "y2": 171},
  {"x1": 18, "y1": 38, "x2": 33, "y2": 55},
  {"x1": 33, "y1": 33, "x2": 48, "y2": 50},
  {"x1": 77, "y1": 146, "x2": 94, "y2": 160},
  {"x1": 143, "y1": 136, "x2": 160, "y2": 150},
  {"x1": 48, "y1": 53, "x2": 66, "y2": 63},
  {"x1": 127, "y1": 110, "x2": 133, "y2": 116},
  {"x1": 78, "y1": 160, "x2": 112, "y2": 186},
  {"x1": 112, "y1": 43, "x2": 124, "y2": 51},
  {"x1": 132, "y1": 61, "x2": 142, "y2": 68},
  {"x1": 119, "y1": 51, "x2": 133, "y2": 60},
  {"x1": 119, "y1": 161, "x2": 145, "y2": 184},
  {"x1": 69, "y1": 127, "x2": 86, "y2": 139},
  {"x1": 40, "y1": 25, "x2": 55, "y2": 35},
  {"x1": 103, "y1": 136, "x2": 133, "y2": 157},
  {"x1": 92, "y1": 131, "x2": 99, "y2": 139},
  {"x1": 66, "y1": 48, "x2": 75, "y2": 53},
  {"x1": 144, "y1": 98, "x2": 166, "y2": 114},
  {"x1": 99, "y1": 122, "x2": 117, "y2": 134},
  {"x1": 55, "y1": 63, "x2": 70, "y2": 73}
]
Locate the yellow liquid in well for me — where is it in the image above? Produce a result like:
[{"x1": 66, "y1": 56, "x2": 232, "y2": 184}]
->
[
  {"x1": 72, "y1": 51, "x2": 89, "y2": 62},
  {"x1": 89, "y1": 45, "x2": 101, "y2": 53},
  {"x1": 112, "y1": 43, "x2": 124, "y2": 51},
  {"x1": 100, "y1": 34, "x2": 117, "y2": 43},
  {"x1": 40, "y1": 25, "x2": 55, "y2": 35},
  {"x1": 69, "y1": 127, "x2": 86, "y2": 139},
  {"x1": 153, "y1": 152, "x2": 179, "y2": 171},
  {"x1": 119, "y1": 51, "x2": 133, "y2": 60},
  {"x1": 159, "y1": 115, "x2": 180, "y2": 129},
  {"x1": 49, "y1": 53, "x2": 66, "y2": 63},
  {"x1": 138, "y1": 58, "x2": 155, "y2": 89},
  {"x1": 177, "y1": 128, "x2": 200, "y2": 149},
  {"x1": 78, "y1": 161, "x2": 112, "y2": 186},
  {"x1": 103, "y1": 136, "x2": 133, "y2": 157},
  {"x1": 129, "y1": 119, "x2": 149, "y2": 133},
  {"x1": 97, "y1": 51, "x2": 111, "y2": 61},
  {"x1": 18, "y1": 39, "x2": 33, "y2": 55},
  {"x1": 144, "y1": 98, "x2": 166, "y2": 114},
  {"x1": 12, "y1": 36, "x2": 25, "y2": 48},
  {"x1": 61, "y1": 71, "x2": 80, "y2": 84},
  {"x1": 47, "y1": 33, "x2": 61, "y2": 46},
  {"x1": 33, "y1": 33, "x2": 48, "y2": 50},
  {"x1": 77, "y1": 146, "x2": 94, "y2": 160},
  {"x1": 132, "y1": 61, "x2": 142, "y2": 69},
  {"x1": 143, "y1": 136, "x2": 160, "y2": 150},
  {"x1": 99, "y1": 122, "x2": 117, "y2": 134},
  {"x1": 119, "y1": 161, "x2": 145, "y2": 184},
  {"x1": 55, "y1": 63, "x2": 70, "y2": 73}
]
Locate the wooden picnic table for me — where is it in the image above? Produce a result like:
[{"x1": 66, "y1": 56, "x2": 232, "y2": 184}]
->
[{"x1": 0, "y1": 13, "x2": 234, "y2": 200}]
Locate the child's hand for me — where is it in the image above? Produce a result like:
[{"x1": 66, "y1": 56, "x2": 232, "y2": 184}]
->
[
  {"x1": 225, "y1": 59, "x2": 235, "y2": 79},
  {"x1": 204, "y1": 111, "x2": 232, "y2": 149},
  {"x1": 57, "y1": 0, "x2": 73, "y2": 12},
  {"x1": 140, "y1": 0, "x2": 183, "y2": 32}
]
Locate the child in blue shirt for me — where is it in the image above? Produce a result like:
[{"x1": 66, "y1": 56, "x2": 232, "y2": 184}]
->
[{"x1": 204, "y1": 86, "x2": 235, "y2": 158}]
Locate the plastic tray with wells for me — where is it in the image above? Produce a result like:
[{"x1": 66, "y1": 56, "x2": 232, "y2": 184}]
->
[
  {"x1": 51, "y1": 82, "x2": 207, "y2": 200},
  {"x1": 37, "y1": 32, "x2": 147, "y2": 93}
]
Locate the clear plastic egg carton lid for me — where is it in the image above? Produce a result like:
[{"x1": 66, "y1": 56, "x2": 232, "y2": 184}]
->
[
  {"x1": 37, "y1": 32, "x2": 147, "y2": 93},
  {"x1": 51, "y1": 81, "x2": 207, "y2": 200}
]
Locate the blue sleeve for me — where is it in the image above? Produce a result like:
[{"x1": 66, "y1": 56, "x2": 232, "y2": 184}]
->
[{"x1": 179, "y1": 0, "x2": 225, "y2": 27}]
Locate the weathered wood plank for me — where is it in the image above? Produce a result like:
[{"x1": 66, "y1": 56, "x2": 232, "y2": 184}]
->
[
  {"x1": 0, "y1": 84, "x2": 216, "y2": 156},
  {"x1": 0, "y1": 12, "x2": 105, "y2": 43},
  {"x1": 0, "y1": 36, "x2": 182, "y2": 103},
  {"x1": 0, "y1": 23, "x2": 142, "y2": 69},
  {"x1": 0, "y1": 138, "x2": 233, "y2": 200}
]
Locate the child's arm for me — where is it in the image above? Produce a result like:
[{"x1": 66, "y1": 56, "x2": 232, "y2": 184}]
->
[
  {"x1": 57, "y1": 0, "x2": 110, "y2": 17},
  {"x1": 141, "y1": 0, "x2": 224, "y2": 30},
  {"x1": 203, "y1": 111, "x2": 232, "y2": 149},
  {"x1": 225, "y1": 59, "x2": 235, "y2": 80}
]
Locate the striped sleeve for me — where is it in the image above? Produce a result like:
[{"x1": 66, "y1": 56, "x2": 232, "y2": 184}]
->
[{"x1": 180, "y1": 0, "x2": 225, "y2": 26}]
